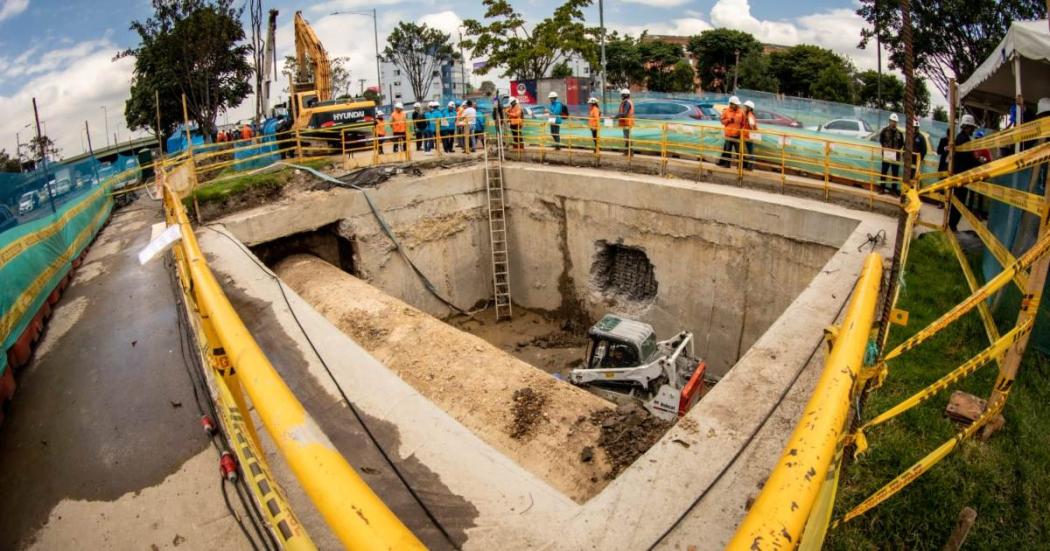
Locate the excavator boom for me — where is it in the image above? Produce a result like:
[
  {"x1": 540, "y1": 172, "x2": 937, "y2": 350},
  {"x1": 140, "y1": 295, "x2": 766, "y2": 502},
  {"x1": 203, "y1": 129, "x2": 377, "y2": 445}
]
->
[{"x1": 294, "y1": 11, "x2": 332, "y2": 101}]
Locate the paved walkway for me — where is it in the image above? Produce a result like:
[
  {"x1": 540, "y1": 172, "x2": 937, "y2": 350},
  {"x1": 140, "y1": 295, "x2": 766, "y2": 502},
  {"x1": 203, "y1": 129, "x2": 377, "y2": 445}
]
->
[{"x1": 0, "y1": 197, "x2": 249, "y2": 550}]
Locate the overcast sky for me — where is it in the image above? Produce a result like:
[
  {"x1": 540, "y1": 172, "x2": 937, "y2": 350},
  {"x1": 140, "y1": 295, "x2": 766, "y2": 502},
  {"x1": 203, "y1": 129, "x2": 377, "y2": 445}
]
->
[{"x1": 0, "y1": 0, "x2": 892, "y2": 158}]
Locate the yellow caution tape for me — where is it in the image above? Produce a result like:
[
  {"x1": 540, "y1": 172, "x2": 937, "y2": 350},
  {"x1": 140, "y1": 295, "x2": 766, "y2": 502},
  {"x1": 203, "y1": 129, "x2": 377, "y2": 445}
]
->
[
  {"x1": 921, "y1": 141, "x2": 1050, "y2": 196},
  {"x1": 951, "y1": 195, "x2": 1028, "y2": 289},
  {"x1": 956, "y1": 117, "x2": 1050, "y2": 152},
  {"x1": 966, "y1": 180, "x2": 1046, "y2": 215},
  {"x1": 881, "y1": 231, "x2": 1050, "y2": 364},
  {"x1": 944, "y1": 230, "x2": 1004, "y2": 369}
]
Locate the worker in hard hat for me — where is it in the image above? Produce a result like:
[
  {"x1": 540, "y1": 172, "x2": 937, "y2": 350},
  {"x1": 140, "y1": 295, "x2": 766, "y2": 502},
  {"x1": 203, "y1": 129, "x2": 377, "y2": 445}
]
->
[
  {"x1": 506, "y1": 97, "x2": 524, "y2": 150},
  {"x1": 948, "y1": 113, "x2": 984, "y2": 231},
  {"x1": 441, "y1": 101, "x2": 457, "y2": 153},
  {"x1": 548, "y1": 91, "x2": 564, "y2": 149},
  {"x1": 878, "y1": 113, "x2": 905, "y2": 193},
  {"x1": 374, "y1": 110, "x2": 387, "y2": 154},
  {"x1": 614, "y1": 89, "x2": 634, "y2": 155},
  {"x1": 455, "y1": 100, "x2": 468, "y2": 151},
  {"x1": 742, "y1": 100, "x2": 758, "y2": 170},
  {"x1": 910, "y1": 117, "x2": 927, "y2": 180},
  {"x1": 412, "y1": 103, "x2": 428, "y2": 152},
  {"x1": 587, "y1": 97, "x2": 601, "y2": 152},
  {"x1": 718, "y1": 96, "x2": 745, "y2": 167},
  {"x1": 391, "y1": 102, "x2": 408, "y2": 154},
  {"x1": 424, "y1": 101, "x2": 440, "y2": 154},
  {"x1": 463, "y1": 100, "x2": 478, "y2": 151}
]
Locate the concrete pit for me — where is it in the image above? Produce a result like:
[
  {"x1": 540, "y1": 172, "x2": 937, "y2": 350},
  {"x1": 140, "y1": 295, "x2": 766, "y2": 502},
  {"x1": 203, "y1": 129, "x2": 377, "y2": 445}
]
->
[{"x1": 208, "y1": 162, "x2": 895, "y2": 547}]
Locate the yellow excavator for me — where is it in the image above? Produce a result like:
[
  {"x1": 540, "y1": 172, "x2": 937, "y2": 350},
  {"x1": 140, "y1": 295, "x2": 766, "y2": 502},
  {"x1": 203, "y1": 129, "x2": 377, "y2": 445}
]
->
[{"x1": 290, "y1": 11, "x2": 376, "y2": 135}]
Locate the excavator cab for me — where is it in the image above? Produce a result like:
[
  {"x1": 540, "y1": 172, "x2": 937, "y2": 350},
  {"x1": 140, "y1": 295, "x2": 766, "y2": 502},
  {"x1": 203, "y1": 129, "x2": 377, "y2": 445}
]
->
[{"x1": 586, "y1": 315, "x2": 658, "y2": 370}]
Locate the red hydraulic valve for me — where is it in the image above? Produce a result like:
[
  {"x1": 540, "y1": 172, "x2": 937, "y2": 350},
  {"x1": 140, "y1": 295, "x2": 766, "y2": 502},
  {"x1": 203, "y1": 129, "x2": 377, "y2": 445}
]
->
[
  {"x1": 220, "y1": 451, "x2": 239, "y2": 482},
  {"x1": 201, "y1": 415, "x2": 217, "y2": 436}
]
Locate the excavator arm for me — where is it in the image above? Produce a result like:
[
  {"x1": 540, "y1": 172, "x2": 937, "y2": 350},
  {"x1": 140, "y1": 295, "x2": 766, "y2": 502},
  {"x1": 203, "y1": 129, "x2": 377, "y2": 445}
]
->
[{"x1": 293, "y1": 11, "x2": 332, "y2": 101}]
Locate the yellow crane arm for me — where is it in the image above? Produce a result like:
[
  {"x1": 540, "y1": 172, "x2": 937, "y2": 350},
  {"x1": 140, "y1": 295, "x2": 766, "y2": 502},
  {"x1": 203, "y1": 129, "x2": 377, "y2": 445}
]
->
[{"x1": 293, "y1": 11, "x2": 332, "y2": 101}]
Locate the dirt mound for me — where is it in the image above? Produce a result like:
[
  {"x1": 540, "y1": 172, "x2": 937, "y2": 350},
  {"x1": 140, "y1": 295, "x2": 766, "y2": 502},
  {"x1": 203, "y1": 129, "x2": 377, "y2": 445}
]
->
[
  {"x1": 509, "y1": 387, "x2": 548, "y2": 439},
  {"x1": 589, "y1": 403, "x2": 671, "y2": 479},
  {"x1": 524, "y1": 331, "x2": 588, "y2": 350}
]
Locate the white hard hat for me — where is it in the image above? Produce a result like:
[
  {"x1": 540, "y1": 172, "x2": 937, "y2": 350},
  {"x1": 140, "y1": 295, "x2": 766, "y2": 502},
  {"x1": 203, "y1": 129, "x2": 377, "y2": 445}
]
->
[
  {"x1": 744, "y1": 100, "x2": 755, "y2": 109},
  {"x1": 588, "y1": 97, "x2": 598, "y2": 104},
  {"x1": 376, "y1": 110, "x2": 384, "y2": 116},
  {"x1": 448, "y1": 101, "x2": 456, "y2": 107},
  {"x1": 960, "y1": 113, "x2": 976, "y2": 127},
  {"x1": 395, "y1": 102, "x2": 403, "y2": 109},
  {"x1": 1038, "y1": 97, "x2": 1050, "y2": 116},
  {"x1": 620, "y1": 88, "x2": 630, "y2": 96},
  {"x1": 728, "y1": 96, "x2": 741, "y2": 106},
  {"x1": 889, "y1": 113, "x2": 899, "y2": 122},
  {"x1": 548, "y1": 91, "x2": 558, "y2": 99},
  {"x1": 509, "y1": 97, "x2": 518, "y2": 104},
  {"x1": 428, "y1": 101, "x2": 438, "y2": 107}
]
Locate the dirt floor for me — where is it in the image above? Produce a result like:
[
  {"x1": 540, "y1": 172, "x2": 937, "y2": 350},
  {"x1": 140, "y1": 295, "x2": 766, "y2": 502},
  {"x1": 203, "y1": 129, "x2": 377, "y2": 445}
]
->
[{"x1": 446, "y1": 308, "x2": 588, "y2": 379}]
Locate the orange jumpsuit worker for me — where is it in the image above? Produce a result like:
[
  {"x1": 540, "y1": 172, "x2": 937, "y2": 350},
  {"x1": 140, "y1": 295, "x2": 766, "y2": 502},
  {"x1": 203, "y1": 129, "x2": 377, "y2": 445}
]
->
[
  {"x1": 506, "y1": 98, "x2": 524, "y2": 150},
  {"x1": 742, "y1": 100, "x2": 758, "y2": 170},
  {"x1": 587, "y1": 97, "x2": 601, "y2": 152},
  {"x1": 241, "y1": 123, "x2": 253, "y2": 141},
  {"x1": 614, "y1": 89, "x2": 634, "y2": 155},
  {"x1": 374, "y1": 111, "x2": 387, "y2": 154},
  {"x1": 391, "y1": 102, "x2": 408, "y2": 153},
  {"x1": 718, "y1": 96, "x2": 744, "y2": 167}
]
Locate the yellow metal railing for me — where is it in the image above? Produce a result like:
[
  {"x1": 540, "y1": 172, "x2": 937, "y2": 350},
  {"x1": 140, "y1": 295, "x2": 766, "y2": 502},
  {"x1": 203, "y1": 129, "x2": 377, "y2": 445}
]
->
[
  {"x1": 726, "y1": 253, "x2": 883, "y2": 550},
  {"x1": 162, "y1": 162, "x2": 425, "y2": 551}
]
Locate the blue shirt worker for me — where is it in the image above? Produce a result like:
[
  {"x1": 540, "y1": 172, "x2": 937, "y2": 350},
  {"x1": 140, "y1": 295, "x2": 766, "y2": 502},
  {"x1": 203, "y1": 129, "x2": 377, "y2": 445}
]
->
[{"x1": 548, "y1": 91, "x2": 563, "y2": 148}]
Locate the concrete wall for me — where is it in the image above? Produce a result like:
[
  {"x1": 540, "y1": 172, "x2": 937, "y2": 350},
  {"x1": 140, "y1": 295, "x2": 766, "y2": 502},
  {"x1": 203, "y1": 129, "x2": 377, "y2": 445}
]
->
[{"x1": 502, "y1": 165, "x2": 859, "y2": 375}]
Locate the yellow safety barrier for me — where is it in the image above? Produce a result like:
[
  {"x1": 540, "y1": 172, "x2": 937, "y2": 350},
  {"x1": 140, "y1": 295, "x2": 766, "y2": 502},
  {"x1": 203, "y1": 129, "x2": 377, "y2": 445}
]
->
[
  {"x1": 956, "y1": 117, "x2": 1050, "y2": 152},
  {"x1": 163, "y1": 167, "x2": 425, "y2": 551},
  {"x1": 920, "y1": 141, "x2": 1050, "y2": 196},
  {"x1": 727, "y1": 253, "x2": 883, "y2": 550}
]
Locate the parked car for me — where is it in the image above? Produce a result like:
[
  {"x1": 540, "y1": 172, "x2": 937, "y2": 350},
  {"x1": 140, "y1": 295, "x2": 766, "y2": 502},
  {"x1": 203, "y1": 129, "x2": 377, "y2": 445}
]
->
[
  {"x1": 54, "y1": 177, "x2": 72, "y2": 196},
  {"x1": 632, "y1": 100, "x2": 710, "y2": 121},
  {"x1": 18, "y1": 191, "x2": 37, "y2": 215},
  {"x1": 711, "y1": 104, "x2": 803, "y2": 128},
  {"x1": 0, "y1": 205, "x2": 17, "y2": 233},
  {"x1": 816, "y1": 118, "x2": 874, "y2": 139}
]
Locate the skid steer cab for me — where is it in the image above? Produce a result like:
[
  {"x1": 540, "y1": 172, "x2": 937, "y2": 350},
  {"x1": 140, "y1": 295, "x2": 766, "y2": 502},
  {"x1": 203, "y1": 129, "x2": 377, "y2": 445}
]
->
[{"x1": 568, "y1": 314, "x2": 711, "y2": 421}]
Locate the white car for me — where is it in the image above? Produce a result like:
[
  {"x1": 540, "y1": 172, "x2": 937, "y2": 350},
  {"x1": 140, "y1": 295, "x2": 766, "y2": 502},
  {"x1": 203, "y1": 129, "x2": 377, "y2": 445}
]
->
[
  {"x1": 18, "y1": 191, "x2": 36, "y2": 215},
  {"x1": 816, "y1": 118, "x2": 874, "y2": 139}
]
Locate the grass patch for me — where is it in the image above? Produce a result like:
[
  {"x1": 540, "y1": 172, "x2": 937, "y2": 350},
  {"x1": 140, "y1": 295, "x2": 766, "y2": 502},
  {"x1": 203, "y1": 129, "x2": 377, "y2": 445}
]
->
[
  {"x1": 826, "y1": 231, "x2": 1050, "y2": 549},
  {"x1": 187, "y1": 158, "x2": 335, "y2": 206}
]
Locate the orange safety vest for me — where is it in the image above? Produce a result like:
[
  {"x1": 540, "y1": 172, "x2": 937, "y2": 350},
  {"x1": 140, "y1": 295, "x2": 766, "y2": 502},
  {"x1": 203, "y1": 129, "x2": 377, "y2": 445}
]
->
[
  {"x1": 742, "y1": 111, "x2": 757, "y2": 140},
  {"x1": 375, "y1": 119, "x2": 386, "y2": 137},
  {"x1": 455, "y1": 106, "x2": 465, "y2": 127},
  {"x1": 506, "y1": 105, "x2": 523, "y2": 126},
  {"x1": 721, "y1": 107, "x2": 744, "y2": 138},
  {"x1": 241, "y1": 125, "x2": 253, "y2": 140},
  {"x1": 391, "y1": 110, "x2": 407, "y2": 133},
  {"x1": 618, "y1": 99, "x2": 634, "y2": 128},
  {"x1": 588, "y1": 104, "x2": 600, "y2": 130}
]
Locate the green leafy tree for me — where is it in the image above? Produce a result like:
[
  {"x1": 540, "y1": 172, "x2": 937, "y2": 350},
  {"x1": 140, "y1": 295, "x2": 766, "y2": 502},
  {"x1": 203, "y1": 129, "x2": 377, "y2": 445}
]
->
[
  {"x1": 383, "y1": 22, "x2": 456, "y2": 101},
  {"x1": 639, "y1": 38, "x2": 690, "y2": 92},
  {"x1": 932, "y1": 105, "x2": 948, "y2": 122},
  {"x1": 810, "y1": 64, "x2": 854, "y2": 103},
  {"x1": 769, "y1": 45, "x2": 852, "y2": 99},
  {"x1": 362, "y1": 88, "x2": 381, "y2": 103},
  {"x1": 687, "y1": 28, "x2": 763, "y2": 93},
  {"x1": 0, "y1": 149, "x2": 22, "y2": 172},
  {"x1": 736, "y1": 53, "x2": 777, "y2": 93},
  {"x1": 122, "y1": 0, "x2": 253, "y2": 139},
  {"x1": 462, "y1": 0, "x2": 597, "y2": 80},
  {"x1": 551, "y1": 62, "x2": 573, "y2": 78},
  {"x1": 603, "y1": 32, "x2": 644, "y2": 89},
  {"x1": 856, "y1": 70, "x2": 931, "y2": 115},
  {"x1": 479, "y1": 80, "x2": 497, "y2": 95},
  {"x1": 856, "y1": 0, "x2": 1045, "y2": 98}
]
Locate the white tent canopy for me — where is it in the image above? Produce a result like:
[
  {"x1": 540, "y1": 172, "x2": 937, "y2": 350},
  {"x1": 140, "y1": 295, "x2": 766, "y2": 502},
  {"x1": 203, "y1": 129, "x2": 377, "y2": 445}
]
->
[{"x1": 959, "y1": 19, "x2": 1050, "y2": 112}]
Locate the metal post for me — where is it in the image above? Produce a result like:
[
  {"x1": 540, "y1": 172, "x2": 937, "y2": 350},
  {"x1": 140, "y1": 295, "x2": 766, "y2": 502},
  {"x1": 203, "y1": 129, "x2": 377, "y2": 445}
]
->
[
  {"x1": 84, "y1": 120, "x2": 101, "y2": 186},
  {"x1": 373, "y1": 8, "x2": 382, "y2": 104},
  {"x1": 15, "y1": 131, "x2": 22, "y2": 173},
  {"x1": 733, "y1": 49, "x2": 740, "y2": 92},
  {"x1": 942, "y1": 79, "x2": 957, "y2": 229},
  {"x1": 32, "y1": 98, "x2": 57, "y2": 214},
  {"x1": 101, "y1": 105, "x2": 110, "y2": 146}
]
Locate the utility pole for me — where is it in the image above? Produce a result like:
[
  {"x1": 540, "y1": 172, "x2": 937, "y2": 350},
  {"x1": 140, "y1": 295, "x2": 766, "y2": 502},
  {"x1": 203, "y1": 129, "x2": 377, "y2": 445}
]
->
[
  {"x1": 733, "y1": 49, "x2": 740, "y2": 92},
  {"x1": 359, "y1": 78, "x2": 366, "y2": 95},
  {"x1": 101, "y1": 105, "x2": 110, "y2": 146},
  {"x1": 85, "y1": 120, "x2": 101, "y2": 185},
  {"x1": 458, "y1": 29, "x2": 467, "y2": 98},
  {"x1": 373, "y1": 8, "x2": 381, "y2": 104},
  {"x1": 599, "y1": 0, "x2": 607, "y2": 108},
  {"x1": 32, "y1": 98, "x2": 57, "y2": 214}
]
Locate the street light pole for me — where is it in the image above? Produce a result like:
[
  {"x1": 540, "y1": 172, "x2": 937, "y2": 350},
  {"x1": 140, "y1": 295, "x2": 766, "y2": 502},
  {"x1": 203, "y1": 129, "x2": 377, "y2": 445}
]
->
[
  {"x1": 599, "y1": 0, "x2": 607, "y2": 108},
  {"x1": 33, "y1": 98, "x2": 57, "y2": 214},
  {"x1": 101, "y1": 105, "x2": 110, "y2": 146},
  {"x1": 331, "y1": 11, "x2": 382, "y2": 104}
]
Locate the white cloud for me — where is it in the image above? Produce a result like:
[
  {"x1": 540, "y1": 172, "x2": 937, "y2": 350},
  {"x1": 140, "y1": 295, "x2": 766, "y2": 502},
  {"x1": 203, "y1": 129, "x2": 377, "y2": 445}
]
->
[
  {"x1": 611, "y1": 17, "x2": 711, "y2": 38},
  {"x1": 621, "y1": 0, "x2": 691, "y2": 8},
  {"x1": 417, "y1": 10, "x2": 463, "y2": 37},
  {"x1": 0, "y1": 0, "x2": 28, "y2": 22}
]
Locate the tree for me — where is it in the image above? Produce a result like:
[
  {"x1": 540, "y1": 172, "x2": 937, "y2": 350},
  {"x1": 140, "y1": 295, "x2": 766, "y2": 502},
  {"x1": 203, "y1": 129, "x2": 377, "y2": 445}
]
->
[
  {"x1": 283, "y1": 55, "x2": 351, "y2": 97},
  {"x1": 932, "y1": 105, "x2": 948, "y2": 122},
  {"x1": 736, "y1": 53, "x2": 777, "y2": 93},
  {"x1": 769, "y1": 45, "x2": 852, "y2": 98},
  {"x1": 638, "y1": 38, "x2": 691, "y2": 92},
  {"x1": 383, "y1": 22, "x2": 456, "y2": 102},
  {"x1": 856, "y1": 70, "x2": 931, "y2": 115},
  {"x1": 479, "y1": 80, "x2": 497, "y2": 95},
  {"x1": 0, "y1": 149, "x2": 21, "y2": 173},
  {"x1": 462, "y1": 0, "x2": 597, "y2": 80},
  {"x1": 551, "y1": 62, "x2": 573, "y2": 78},
  {"x1": 603, "y1": 32, "x2": 644, "y2": 89},
  {"x1": 856, "y1": 0, "x2": 1045, "y2": 98},
  {"x1": 362, "y1": 88, "x2": 381, "y2": 103},
  {"x1": 122, "y1": 0, "x2": 253, "y2": 139},
  {"x1": 687, "y1": 29, "x2": 763, "y2": 93},
  {"x1": 811, "y1": 64, "x2": 854, "y2": 103},
  {"x1": 27, "y1": 136, "x2": 60, "y2": 163}
]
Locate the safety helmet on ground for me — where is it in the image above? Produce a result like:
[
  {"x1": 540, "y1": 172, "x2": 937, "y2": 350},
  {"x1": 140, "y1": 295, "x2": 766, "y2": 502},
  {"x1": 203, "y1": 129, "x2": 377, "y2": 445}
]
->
[
  {"x1": 448, "y1": 101, "x2": 456, "y2": 108},
  {"x1": 743, "y1": 100, "x2": 755, "y2": 109},
  {"x1": 548, "y1": 91, "x2": 558, "y2": 99},
  {"x1": 1038, "y1": 97, "x2": 1050, "y2": 116},
  {"x1": 620, "y1": 88, "x2": 630, "y2": 96},
  {"x1": 509, "y1": 97, "x2": 518, "y2": 104},
  {"x1": 394, "y1": 102, "x2": 404, "y2": 109},
  {"x1": 960, "y1": 114, "x2": 977, "y2": 127},
  {"x1": 588, "y1": 97, "x2": 598, "y2": 104},
  {"x1": 728, "y1": 96, "x2": 741, "y2": 106},
  {"x1": 888, "y1": 113, "x2": 899, "y2": 122}
]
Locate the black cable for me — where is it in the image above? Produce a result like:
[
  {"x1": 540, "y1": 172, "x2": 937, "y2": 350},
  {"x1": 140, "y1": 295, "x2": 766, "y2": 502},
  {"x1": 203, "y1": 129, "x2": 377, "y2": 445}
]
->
[
  {"x1": 200, "y1": 224, "x2": 461, "y2": 550},
  {"x1": 166, "y1": 254, "x2": 279, "y2": 551},
  {"x1": 646, "y1": 285, "x2": 857, "y2": 549},
  {"x1": 222, "y1": 477, "x2": 262, "y2": 551}
]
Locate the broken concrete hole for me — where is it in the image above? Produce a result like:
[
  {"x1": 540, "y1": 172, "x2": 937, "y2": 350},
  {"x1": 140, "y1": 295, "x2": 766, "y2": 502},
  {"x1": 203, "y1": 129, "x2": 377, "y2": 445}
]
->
[{"x1": 216, "y1": 162, "x2": 879, "y2": 516}]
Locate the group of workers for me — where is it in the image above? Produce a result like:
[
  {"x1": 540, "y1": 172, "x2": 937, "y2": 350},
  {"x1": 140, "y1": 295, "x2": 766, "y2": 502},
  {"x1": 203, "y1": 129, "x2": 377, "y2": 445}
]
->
[
  {"x1": 372, "y1": 99, "x2": 492, "y2": 154},
  {"x1": 215, "y1": 124, "x2": 254, "y2": 143},
  {"x1": 876, "y1": 113, "x2": 929, "y2": 194},
  {"x1": 717, "y1": 96, "x2": 759, "y2": 169},
  {"x1": 542, "y1": 88, "x2": 635, "y2": 153}
]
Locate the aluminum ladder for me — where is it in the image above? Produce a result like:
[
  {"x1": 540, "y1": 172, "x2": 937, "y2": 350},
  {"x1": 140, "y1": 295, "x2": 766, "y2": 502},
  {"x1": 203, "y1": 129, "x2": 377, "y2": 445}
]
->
[{"x1": 485, "y1": 123, "x2": 513, "y2": 320}]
